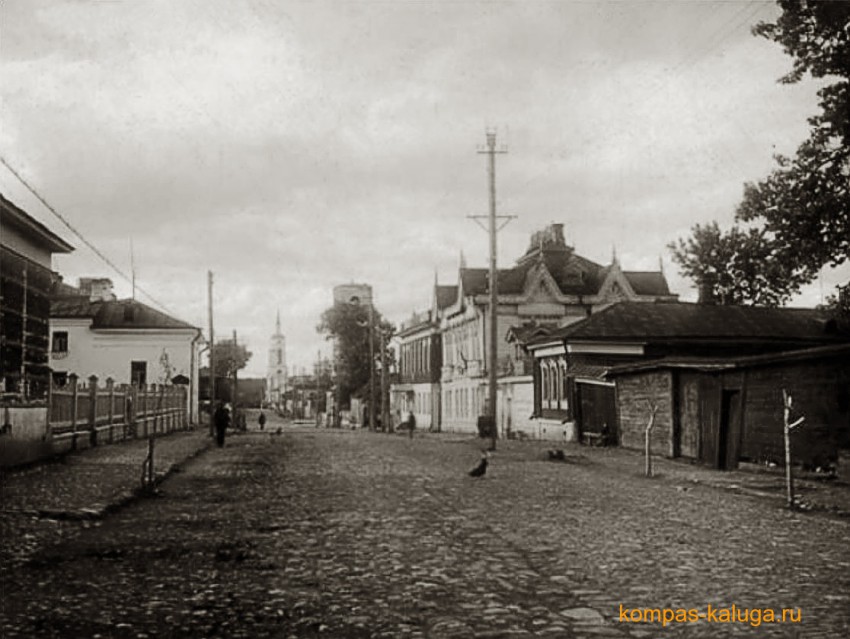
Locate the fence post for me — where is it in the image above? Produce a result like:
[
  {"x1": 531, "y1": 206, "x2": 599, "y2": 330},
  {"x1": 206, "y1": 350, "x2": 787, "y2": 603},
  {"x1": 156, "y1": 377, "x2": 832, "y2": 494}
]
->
[
  {"x1": 69, "y1": 373, "x2": 79, "y2": 451},
  {"x1": 159, "y1": 383, "x2": 166, "y2": 433},
  {"x1": 88, "y1": 375, "x2": 99, "y2": 447},
  {"x1": 106, "y1": 377, "x2": 115, "y2": 443},
  {"x1": 128, "y1": 385, "x2": 137, "y2": 439}
]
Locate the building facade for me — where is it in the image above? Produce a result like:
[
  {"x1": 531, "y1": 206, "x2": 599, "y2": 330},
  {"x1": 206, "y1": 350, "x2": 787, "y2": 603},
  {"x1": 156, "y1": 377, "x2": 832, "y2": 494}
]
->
[
  {"x1": 49, "y1": 278, "x2": 202, "y2": 423},
  {"x1": 392, "y1": 309, "x2": 442, "y2": 431},
  {"x1": 439, "y1": 223, "x2": 676, "y2": 436},
  {"x1": 1, "y1": 194, "x2": 74, "y2": 399}
]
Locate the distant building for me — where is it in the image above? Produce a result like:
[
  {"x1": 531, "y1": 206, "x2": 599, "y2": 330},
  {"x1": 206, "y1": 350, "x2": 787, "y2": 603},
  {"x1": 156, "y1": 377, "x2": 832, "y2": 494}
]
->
[
  {"x1": 1, "y1": 193, "x2": 74, "y2": 399},
  {"x1": 393, "y1": 305, "x2": 442, "y2": 431},
  {"x1": 49, "y1": 278, "x2": 202, "y2": 422},
  {"x1": 265, "y1": 311, "x2": 287, "y2": 407}
]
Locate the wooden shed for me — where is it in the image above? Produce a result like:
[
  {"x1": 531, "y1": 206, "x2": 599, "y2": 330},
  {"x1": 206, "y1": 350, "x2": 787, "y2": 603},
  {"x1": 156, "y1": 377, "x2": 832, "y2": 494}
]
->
[{"x1": 607, "y1": 344, "x2": 850, "y2": 470}]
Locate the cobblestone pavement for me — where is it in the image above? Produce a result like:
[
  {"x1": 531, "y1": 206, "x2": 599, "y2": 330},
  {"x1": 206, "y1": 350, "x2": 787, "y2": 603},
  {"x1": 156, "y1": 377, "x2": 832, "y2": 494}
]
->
[
  {"x1": 2, "y1": 421, "x2": 849, "y2": 638},
  {"x1": 0, "y1": 427, "x2": 212, "y2": 571}
]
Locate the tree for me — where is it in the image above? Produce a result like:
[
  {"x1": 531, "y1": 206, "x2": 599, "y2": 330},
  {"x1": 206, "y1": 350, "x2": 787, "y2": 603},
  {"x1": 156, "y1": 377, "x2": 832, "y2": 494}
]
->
[
  {"x1": 668, "y1": 221, "x2": 807, "y2": 306},
  {"x1": 670, "y1": 2, "x2": 849, "y2": 303},
  {"x1": 736, "y1": 1, "x2": 850, "y2": 279},
  {"x1": 212, "y1": 339, "x2": 252, "y2": 378},
  {"x1": 317, "y1": 302, "x2": 395, "y2": 408}
]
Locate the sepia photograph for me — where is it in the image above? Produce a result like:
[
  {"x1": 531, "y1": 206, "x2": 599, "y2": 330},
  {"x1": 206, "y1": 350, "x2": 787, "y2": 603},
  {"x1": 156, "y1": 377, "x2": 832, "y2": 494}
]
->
[{"x1": 1, "y1": 0, "x2": 849, "y2": 636}]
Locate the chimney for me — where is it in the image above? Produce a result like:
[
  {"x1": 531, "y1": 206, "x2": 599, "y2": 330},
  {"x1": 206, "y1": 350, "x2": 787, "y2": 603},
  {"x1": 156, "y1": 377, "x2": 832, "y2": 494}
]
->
[
  {"x1": 697, "y1": 281, "x2": 717, "y2": 305},
  {"x1": 78, "y1": 277, "x2": 116, "y2": 302}
]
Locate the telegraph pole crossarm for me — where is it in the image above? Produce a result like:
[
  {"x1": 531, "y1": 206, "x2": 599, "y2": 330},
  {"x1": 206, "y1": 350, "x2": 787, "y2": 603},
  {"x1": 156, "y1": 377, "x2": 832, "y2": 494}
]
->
[{"x1": 470, "y1": 129, "x2": 514, "y2": 451}]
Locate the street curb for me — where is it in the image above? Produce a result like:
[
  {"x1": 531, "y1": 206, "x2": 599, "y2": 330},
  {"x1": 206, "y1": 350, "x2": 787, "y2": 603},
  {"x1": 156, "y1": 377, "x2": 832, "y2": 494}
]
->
[{"x1": 33, "y1": 435, "x2": 214, "y2": 522}]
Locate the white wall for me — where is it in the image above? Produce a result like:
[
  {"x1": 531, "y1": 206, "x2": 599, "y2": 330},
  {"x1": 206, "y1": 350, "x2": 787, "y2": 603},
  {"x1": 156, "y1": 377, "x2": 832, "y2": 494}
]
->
[{"x1": 49, "y1": 323, "x2": 200, "y2": 422}]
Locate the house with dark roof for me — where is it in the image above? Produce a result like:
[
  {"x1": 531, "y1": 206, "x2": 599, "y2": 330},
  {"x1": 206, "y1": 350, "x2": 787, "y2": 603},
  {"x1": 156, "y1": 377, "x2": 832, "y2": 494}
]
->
[
  {"x1": 438, "y1": 223, "x2": 676, "y2": 436},
  {"x1": 606, "y1": 343, "x2": 850, "y2": 471},
  {"x1": 524, "y1": 301, "x2": 850, "y2": 452},
  {"x1": 49, "y1": 278, "x2": 202, "y2": 423},
  {"x1": 1, "y1": 193, "x2": 74, "y2": 399}
]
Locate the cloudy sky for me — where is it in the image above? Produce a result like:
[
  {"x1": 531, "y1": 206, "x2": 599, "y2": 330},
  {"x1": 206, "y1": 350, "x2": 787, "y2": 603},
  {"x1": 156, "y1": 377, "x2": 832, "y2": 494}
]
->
[{"x1": 2, "y1": 0, "x2": 847, "y2": 378}]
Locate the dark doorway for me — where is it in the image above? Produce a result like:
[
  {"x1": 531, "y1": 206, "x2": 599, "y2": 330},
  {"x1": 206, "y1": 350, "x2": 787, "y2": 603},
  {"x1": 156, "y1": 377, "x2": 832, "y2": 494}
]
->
[
  {"x1": 718, "y1": 389, "x2": 742, "y2": 470},
  {"x1": 577, "y1": 382, "x2": 617, "y2": 445}
]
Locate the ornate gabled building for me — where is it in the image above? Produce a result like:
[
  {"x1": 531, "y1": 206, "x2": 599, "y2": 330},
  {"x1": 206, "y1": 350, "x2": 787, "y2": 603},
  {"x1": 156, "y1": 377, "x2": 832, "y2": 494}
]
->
[
  {"x1": 265, "y1": 311, "x2": 287, "y2": 408},
  {"x1": 438, "y1": 223, "x2": 676, "y2": 436}
]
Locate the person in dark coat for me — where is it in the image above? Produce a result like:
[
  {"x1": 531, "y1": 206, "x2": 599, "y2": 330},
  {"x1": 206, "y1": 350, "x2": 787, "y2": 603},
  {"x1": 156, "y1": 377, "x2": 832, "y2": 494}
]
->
[
  {"x1": 407, "y1": 410, "x2": 416, "y2": 439},
  {"x1": 258, "y1": 411, "x2": 266, "y2": 431},
  {"x1": 214, "y1": 401, "x2": 231, "y2": 447}
]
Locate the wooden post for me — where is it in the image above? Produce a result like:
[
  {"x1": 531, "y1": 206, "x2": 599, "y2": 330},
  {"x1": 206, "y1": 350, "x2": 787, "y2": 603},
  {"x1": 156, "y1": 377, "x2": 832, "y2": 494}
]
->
[
  {"x1": 88, "y1": 375, "x2": 99, "y2": 447},
  {"x1": 645, "y1": 402, "x2": 659, "y2": 478},
  {"x1": 782, "y1": 389, "x2": 806, "y2": 510},
  {"x1": 69, "y1": 373, "x2": 79, "y2": 450},
  {"x1": 45, "y1": 373, "x2": 53, "y2": 440},
  {"x1": 106, "y1": 377, "x2": 115, "y2": 443}
]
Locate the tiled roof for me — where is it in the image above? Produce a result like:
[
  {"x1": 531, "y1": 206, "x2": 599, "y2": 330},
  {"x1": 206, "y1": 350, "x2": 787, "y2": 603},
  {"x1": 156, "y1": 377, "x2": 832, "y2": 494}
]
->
[
  {"x1": 607, "y1": 343, "x2": 850, "y2": 377},
  {"x1": 555, "y1": 301, "x2": 845, "y2": 343},
  {"x1": 435, "y1": 285, "x2": 458, "y2": 309},
  {"x1": 51, "y1": 298, "x2": 197, "y2": 330},
  {"x1": 623, "y1": 271, "x2": 672, "y2": 296}
]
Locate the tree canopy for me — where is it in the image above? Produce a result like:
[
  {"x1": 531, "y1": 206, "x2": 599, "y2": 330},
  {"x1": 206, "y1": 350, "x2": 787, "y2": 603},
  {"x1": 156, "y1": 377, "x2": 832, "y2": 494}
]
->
[
  {"x1": 212, "y1": 339, "x2": 252, "y2": 377},
  {"x1": 316, "y1": 302, "x2": 395, "y2": 407},
  {"x1": 670, "y1": 1, "x2": 849, "y2": 305}
]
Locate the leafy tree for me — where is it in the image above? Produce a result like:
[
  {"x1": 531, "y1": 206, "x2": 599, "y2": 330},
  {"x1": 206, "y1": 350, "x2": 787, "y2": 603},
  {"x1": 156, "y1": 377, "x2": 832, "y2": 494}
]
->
[
  {"x1": 670, "y1": 1, "x2": 848, "y2": 303},
  {"x1": 737, "y1": 0, "x2": 849, "y2": 279},
  {"x1": 317, "y1": 302, "x2": 395, "y2": 407},
  {"x1": 212, "y1": 339, "x2": 252, "y2": 377},
  {"x1": 668, "y1": 222, "x2": 807, "y2": 306}
]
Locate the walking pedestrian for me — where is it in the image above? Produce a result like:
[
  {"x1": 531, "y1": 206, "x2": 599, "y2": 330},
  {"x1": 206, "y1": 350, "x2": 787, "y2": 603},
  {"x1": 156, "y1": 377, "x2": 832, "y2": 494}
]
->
[
  {"x1": 213, "y1": 401, "x2": 231, "y2": 447},
  {"x1": 258, "y1": 411, "x2": 266, "y2": 431}
]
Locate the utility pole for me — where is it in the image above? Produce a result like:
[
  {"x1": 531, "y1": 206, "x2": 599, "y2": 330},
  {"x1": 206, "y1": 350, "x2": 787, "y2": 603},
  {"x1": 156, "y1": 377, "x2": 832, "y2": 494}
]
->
[
  {"x1": 207, "y1": 271, "x2": 215, "y2": 436},
  {"x1": 368, "y1": 301, "x2": 376, "y2": 431},
  {"x1": 232, "y1": 328, "x2": 239, "y2": 428},
  {"x1": 471, "y1": 129, "x2": 514, "y2": 451},
  {"x1": 380, "y1": 325, "x2": 388, "y2": 433}
]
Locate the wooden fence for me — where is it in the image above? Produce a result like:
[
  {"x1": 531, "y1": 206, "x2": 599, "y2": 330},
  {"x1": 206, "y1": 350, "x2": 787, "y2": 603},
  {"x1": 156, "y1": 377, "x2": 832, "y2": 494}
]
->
[{"x1": 49, "y1": 374, "x2": 189, "y2": 450}]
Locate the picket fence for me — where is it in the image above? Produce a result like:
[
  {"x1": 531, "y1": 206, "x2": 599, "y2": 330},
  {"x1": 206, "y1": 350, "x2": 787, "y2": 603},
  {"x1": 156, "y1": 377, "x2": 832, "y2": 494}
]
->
[{"x1": 49, "y1": 374, "x2": 189, "y2": 449}]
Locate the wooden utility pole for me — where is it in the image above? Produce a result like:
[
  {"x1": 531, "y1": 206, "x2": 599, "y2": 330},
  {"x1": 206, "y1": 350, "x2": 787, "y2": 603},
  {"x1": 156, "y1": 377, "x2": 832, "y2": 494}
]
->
[
  {"x1": 232, "y1": 328, "x2": 239, "y2": 426},
  {"x1": 20, "y1": 266, "x2": 28, "y2": 399},
  {"x1": 208, "y1": 271, "x2": 215, "y2": 436},
  {"x1": 381, "y1": 326, "x2": 389, "y2": 433},
  {"x1": 782, "y1": 389, "x2": 806, "y2": 509},
  {"x1": 471, "y1": 130, "x2": 513, "y2": 451},
  {"x1": 369, "y1": 301, "x2": 375, "y2": 431}
]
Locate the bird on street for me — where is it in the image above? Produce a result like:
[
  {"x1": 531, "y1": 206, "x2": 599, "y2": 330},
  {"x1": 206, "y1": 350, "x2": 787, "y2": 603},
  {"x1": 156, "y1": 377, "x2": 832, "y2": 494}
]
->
[{"x1": 469, "y1": 451, "x2": 489, "y2": 478}]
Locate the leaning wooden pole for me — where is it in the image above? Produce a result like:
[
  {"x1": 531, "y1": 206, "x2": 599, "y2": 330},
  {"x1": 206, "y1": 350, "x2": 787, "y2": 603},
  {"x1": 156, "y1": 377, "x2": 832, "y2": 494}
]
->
[
  {"x1": 645, "y1": 403, "x2": 659, "y2": 478},
  {"x1": 782, "y1": 389, "x2": 805, "y2": 510}
]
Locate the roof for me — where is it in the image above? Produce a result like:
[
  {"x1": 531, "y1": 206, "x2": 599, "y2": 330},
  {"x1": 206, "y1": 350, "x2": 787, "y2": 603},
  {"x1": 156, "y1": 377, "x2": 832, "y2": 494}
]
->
[
  {"x1": 506, "y1": 323, "x2": 554, "y2": 344},
  {"x1": 607, "y1": 342, "x2": 850, "y2": 377},
  {"x1": 551, "y1": 301, "x2": 845, "y2": 344},
  {"x1": 623, "y1": 271, "x2": 671, "y2": 296},
  {"x1": 457, "y1": 248, "x2": 671, "y2": 299},
  {"x1": 1, "y1": 193, "x2": 74, "y2": 253},
  {"x1": 51, "y1": 297, "x2": 198, "y2": 330},
  {"x1": 435, "y1": 285, "x2": 458, "y2": 309}
]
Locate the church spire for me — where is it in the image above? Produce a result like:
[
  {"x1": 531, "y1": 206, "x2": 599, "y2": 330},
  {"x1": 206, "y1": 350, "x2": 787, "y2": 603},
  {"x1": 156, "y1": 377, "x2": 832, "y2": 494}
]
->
[
  {"x1": 611, "y1": 244, "x2": 619, "y2": 266},
  {"x1": 275, "y1": 309, "x2": 281, "y2": 335},
  {"x1": 459, "y1": 250, "x2": 467, "y2": 270}
]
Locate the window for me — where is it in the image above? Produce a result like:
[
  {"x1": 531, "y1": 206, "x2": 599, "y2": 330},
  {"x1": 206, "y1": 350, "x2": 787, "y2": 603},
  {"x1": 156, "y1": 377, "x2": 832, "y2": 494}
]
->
[
  {"x1": 131, "y1": 361, "x2": 147, "y2": 387},
  {"x1": 51, "y1": 331, "x2": 68, "y2": 354}
]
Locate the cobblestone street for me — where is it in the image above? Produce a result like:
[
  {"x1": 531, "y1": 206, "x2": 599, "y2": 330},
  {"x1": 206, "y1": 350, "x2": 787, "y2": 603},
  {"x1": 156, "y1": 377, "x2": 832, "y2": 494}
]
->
[{"x1": 2, "y1": 420, "x2": 849, "y2": 638}]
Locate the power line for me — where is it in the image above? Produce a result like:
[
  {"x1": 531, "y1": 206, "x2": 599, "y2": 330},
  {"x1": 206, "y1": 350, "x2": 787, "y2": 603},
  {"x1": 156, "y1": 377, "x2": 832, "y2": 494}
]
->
[{"x1": 0, "y1": 155, "x2": 177, "y2": 316}]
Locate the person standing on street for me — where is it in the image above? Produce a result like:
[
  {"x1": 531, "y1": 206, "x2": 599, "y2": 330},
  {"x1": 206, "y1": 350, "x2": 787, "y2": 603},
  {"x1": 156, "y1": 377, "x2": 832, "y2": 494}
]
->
[
  {"x1": 258, "y1": 411, "x2": 266, "y2": 431},
  {"x1": 214, "y1": 401, "x2": 231, "y2": 447},
  {"x1": 407, "y1": 409, "x2": 416, "y2": 439}
]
